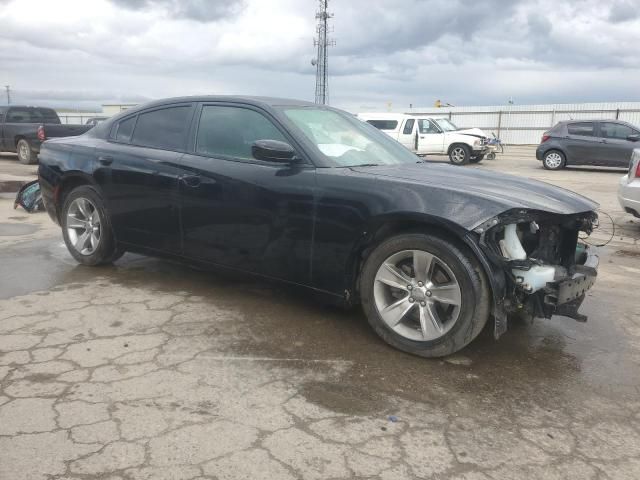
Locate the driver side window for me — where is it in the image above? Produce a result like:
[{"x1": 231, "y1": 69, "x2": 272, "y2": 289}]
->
[
  {"x1": 418, "y1": 119, "x2": 440, "y2": 134},
  {"x1": 195, "y1": 106, "x2": 287, "y2": 160}
]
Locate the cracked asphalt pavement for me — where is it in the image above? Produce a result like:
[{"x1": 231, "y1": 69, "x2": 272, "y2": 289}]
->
[{"x1": 1, "y1": 150, "x2": 640, "y2": 479}]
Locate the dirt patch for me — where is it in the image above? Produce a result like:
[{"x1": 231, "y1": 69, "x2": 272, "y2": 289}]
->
[{"x1": 615, "y1": 249, "x2": 640, "y2": 258}]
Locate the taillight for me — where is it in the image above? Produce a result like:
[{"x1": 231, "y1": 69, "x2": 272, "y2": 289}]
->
[
  {"x1": 635, "y1": 159, "x2": 640, "y2": 179},
  {"x1": 541, "y1": 134, "x2": 550, "y2": 143},
  {"x1": 37, "y1": 125, "x2": 46, "y2": 142}
]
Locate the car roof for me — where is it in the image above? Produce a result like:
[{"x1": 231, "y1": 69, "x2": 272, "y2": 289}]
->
[
  {"x1": 559, "y1": 119, "x2": 627, "y2": 124},
  {"x1": 125, "y1": 96, "x2": 317, "y2": 113}
]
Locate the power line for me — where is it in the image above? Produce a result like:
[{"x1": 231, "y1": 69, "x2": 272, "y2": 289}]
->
[{"x1": 312, "y1": 0, "x2": 335, "y2": 105}]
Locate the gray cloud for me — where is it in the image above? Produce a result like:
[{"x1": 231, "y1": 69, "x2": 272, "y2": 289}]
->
[
  {"x1": 609, "y1": 0, "x2": 639, "y2": 23},
  {"x1": 108, "y1": 0, "x2": 246, "y2": 22},
  {"x1": 1, "y1": 0, "x2": 639, "y2": 111}
]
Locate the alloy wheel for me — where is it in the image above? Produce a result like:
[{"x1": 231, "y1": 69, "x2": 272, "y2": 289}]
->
[
  {"x1": 545, "y1": 152, "x2": 562, "y2": 169},
  {"x1": 66, "y1": 198, "x2": 101, "y2": 255},
  {"x1": 451, "y1": 147, "x2": 466, "y2": 164},
  {"x1": 373, "y1": 249, "x2": 462, "y2": 341}
]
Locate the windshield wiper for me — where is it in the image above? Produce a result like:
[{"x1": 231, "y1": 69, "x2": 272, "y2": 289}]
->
[{"x1": 347, "y1": 163, "x2": 380, "y2": 167}]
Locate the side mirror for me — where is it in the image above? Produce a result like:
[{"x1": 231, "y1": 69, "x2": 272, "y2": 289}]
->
[
  {"x1": 627, "y1": 134, "x2": 640, "y2": 142},
  {"x1": 251, "y1": 139, "x2": 297, "y2": 162}
]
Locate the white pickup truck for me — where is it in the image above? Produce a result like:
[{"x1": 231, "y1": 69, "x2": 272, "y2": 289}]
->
[{"x1": 358, "y1": 113, "x2": 489, "y2": 165}]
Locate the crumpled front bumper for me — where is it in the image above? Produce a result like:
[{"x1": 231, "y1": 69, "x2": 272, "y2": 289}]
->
[{"x1": 544, "y1": 246, "x2": 598, "y2": 322}]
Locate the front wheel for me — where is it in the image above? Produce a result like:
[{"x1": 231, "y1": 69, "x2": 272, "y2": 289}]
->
[
  {"x1": 17, "y1": 139, "x2": 37, "y2": 164},
  {"x1": 449, "y1": 145, "x2": 471, "y2": 165},
  {"x1": 61, "y1": 186, "x2": 123, "y2": 266},
  {"x1": 360, "y1": 233, "x2": 491, "y2": 358},
  {"x1": 470, "y1": 154, "x2": 485, "y2": 163}
]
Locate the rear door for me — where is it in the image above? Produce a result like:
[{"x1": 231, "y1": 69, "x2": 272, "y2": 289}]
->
[
  {"x1": 94, "y1": 104, "x2": 195, "y2": 252},
  {"x1": 563, "y1": 122, "x2": 600, "y2": 165},
  {"x1": 416, "y1": 118, "x2": 444, "y2": 154},
  {"x1": 596, "y1": 122, "x2": 640, "y2": 167},
  {"x1": 397, "y1": 118, "x2": 417, "y2": 151}
]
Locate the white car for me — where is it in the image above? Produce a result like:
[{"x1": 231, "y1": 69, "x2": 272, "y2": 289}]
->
[
  {"x1": 357, "y1": 113, "x2": 489, "y2": 165},
  {"x1": 618, "y1": 148, "x2": 640, "y2": 218}
]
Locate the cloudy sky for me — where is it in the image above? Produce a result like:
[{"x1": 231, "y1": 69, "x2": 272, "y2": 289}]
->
[{"x1": 0, "y1": 0, "x2": 639, "y2": 112}]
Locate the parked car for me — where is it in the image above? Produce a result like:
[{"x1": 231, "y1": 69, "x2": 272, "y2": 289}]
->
[
  {"x1": 357, "y1": 113, "x2": 489, "y2": 165},
  {"x1": 38, "y1": 96, "x2": 599, "y2": 357},
  {"x1": 537, "y1": 120, "x2": 640, "y2": 170},
  {"x1": 0, "y1": 106, "x2": 93, "y2": 164},
  {"x1": 85, "y1": 116, "x2": 109, "y2": 126},
  {"x1": 618, "y1": 149, "x2": 640, "y2": 218}
]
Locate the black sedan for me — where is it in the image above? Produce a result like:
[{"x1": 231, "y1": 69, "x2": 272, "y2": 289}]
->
[{"x1": 38, "y1": 96, "x2": 599, "y2": 357}]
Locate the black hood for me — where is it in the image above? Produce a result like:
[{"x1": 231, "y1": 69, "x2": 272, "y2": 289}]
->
[{"x1": 350, "y1": 163, "x2": 598, "y2": 229}]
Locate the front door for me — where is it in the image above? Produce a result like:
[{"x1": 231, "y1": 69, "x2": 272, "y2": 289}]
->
[
  {"x1": 178, "y1": 104, "x2": 317, "y2": 285},
  {"x1": 93, "y1": 104, "x2": 194, "y2": 252},
  {"x1": 596, "y1": 122, "x2": 640, "y2": 167},
  {"x1": 416, "y1": 119, "x2": 444, "y2": 154}
]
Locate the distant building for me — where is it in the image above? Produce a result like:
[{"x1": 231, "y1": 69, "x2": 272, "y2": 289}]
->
[{"x1": 101, "y1": 103, "x2": 138, "y2": 116}]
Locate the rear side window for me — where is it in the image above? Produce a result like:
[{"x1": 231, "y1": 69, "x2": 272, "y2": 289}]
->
[
  {"x1": 403, "y1": 119, "x2": 415, "y2": 135},
  {"x1": 115, "y1": 116, "x2": 136, "y2": 143},
  {"x1": 6, "y1": 107, "x2": 60, "y2": 124},
  {"x1": 600, "y1": 122, "x2": 636, "y2": 140},
  {"x1": 567, "y1": 122, "x2": 594, "y2": 137},
  {"x1": 196, "y1": 106, "x2": 287, "y2": 160},
  {"x1": 366, "y1": 120, "x2": 399, "y2": 131},
  {"x1": 131, "y1": 106, "x2": 192, "y2": 151}
]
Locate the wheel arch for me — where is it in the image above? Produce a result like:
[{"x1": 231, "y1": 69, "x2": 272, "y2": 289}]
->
[
  {"x1": 544, "y1": 147, "x2": 567, "y2": 160},
  {"x1": 55, "y1": 172, "x2": 101, "y2": 222},
  {"x1": 447, "y1": 142, "x2": 472, "y2": 155},
  {"x1": 345, "y1": 212, "x2": 499, "y2": 300}
]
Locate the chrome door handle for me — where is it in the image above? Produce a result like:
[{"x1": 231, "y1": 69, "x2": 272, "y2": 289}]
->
[
  {"x1": 181, "y1": 175, "x2": 201, "y2": 188},
  {"x1": 98, "y1": 155, "x2": 113, "y2": 165}
]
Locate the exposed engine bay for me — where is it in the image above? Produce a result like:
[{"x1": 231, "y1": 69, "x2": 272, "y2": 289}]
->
[{"x1": 475, "y1": 209, "x2": 599, "y2": 337}]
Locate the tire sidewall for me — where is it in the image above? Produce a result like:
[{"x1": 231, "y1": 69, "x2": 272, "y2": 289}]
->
[
  {"x1": 360, "y1": 233, "x2": 490, "y2": 358},
  {"x1": 17, "y1": 139, "x2": 35, "y2": 165},
  {"x1": 543, "y1": 150, "x2": 565, "y2": 170},
  {"x1": 61, "y1": 186, "x2": 117, "y2": 266},
  {"x1": 449, "y1": 144, "x2": 470, "y2": 165}
]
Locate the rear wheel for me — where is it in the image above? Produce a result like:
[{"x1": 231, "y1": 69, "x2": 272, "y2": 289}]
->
[
  {"x1": 360, "y1": 233, "x2": 491, "y2": 358},
  {"x1": 61, "y1": 186, "x2": 123, "y2": 265},
  {"x1": 17, "y1": 139, "x2": 37, "y2": 164},
  {"x1": 449, "y1": 145, "x2": 471, "y2": 165},
  {"x1": 543, "y1": 150, "x2": 566, "y2": 170}
]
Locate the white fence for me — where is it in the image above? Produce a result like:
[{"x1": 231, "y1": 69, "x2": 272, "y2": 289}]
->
[
  {"x1": 56, "y1": 112, "x2": 102, "y2": 125},
  {"x1": 397, "y1": 102, "x2": 640, "y2": 145}
]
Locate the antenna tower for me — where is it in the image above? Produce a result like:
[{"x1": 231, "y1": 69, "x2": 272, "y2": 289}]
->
[{"x1": 313, "y1": 0, "x2": 335, "y2": 105}]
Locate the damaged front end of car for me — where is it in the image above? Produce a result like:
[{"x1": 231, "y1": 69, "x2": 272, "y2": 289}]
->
[{"x1": 474, "y1": 209, "x2": 599, "y2": 338}]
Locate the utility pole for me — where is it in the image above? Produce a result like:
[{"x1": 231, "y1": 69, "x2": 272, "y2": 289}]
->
[
  {"x1": 4, "y1": 85, "x2": 10, "y2": 105},
  {"x1": 312, "y1": 0, "x2": 335, "y2": 105}
]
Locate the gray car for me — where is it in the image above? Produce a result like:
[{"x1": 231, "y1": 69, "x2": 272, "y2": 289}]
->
[{"x1": 536, "y1": 120, "x2": 640, "y2": 170}]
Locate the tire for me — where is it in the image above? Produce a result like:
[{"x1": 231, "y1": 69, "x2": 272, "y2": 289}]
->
[
  {"x1": 17, "y1": 139, "x2": 37, "y2": 164},
  {"x1": 360, "y1": 233, "x2": 491, "y2": 358},
  {"x1": 542, "y1": 150, "x2": 566, "y2": 170},
  {"x1": 449, "y1": 144, "x2": 471, "y2": 165},
  {"x1": 61, "y1": 186, "x2": 122, "y2": 266},
  {"x1": 470, "y1": 154, "x2": 485, "y2": 163}
]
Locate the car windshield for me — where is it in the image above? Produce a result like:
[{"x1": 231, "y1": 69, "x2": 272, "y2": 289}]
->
[
  {"x1": 281, "y1": 107, "x2": 420, "y2": 167},
  {"x1": 434, "y1": 118, "x2": 458, "y2": 132}
]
